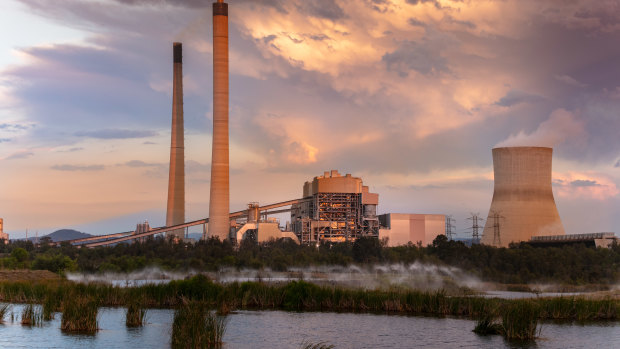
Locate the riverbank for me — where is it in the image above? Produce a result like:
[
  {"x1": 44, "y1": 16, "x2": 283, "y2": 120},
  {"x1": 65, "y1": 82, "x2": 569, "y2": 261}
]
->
[
  {"x1": 0, "y1": 275, "x2": 618, "y2": 322},
  {"x1": 0, "y1": 269, "x2": 61, "y2": 282}
]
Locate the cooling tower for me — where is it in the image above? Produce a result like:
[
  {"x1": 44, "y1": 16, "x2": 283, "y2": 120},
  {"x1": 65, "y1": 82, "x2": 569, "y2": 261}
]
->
[
  {"x1": 208, "y1": 0, "x2": 230, "y2": 240},
  {"x1": 166, "y1": 42, "x2": 185, "y2": 238},
  {"x1": 481, "y1": 147, "x2": 565, "y2": 247}
]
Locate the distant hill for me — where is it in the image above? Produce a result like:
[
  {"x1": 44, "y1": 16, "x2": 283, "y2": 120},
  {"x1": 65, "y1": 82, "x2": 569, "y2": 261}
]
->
[{"x1": 27, "y1": 229, "x2": 92, "y2": 243}]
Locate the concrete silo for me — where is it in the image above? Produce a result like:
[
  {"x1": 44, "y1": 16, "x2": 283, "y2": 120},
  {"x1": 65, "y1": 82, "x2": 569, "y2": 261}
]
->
[{"x1": 481, "y1": 147, "x2": 565, "y2": 247}]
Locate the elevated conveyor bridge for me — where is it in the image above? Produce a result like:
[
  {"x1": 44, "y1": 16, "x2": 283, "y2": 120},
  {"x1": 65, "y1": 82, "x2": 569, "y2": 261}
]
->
[{"x1": 53, "y1": 198, "x2": 310, "y2": 248}]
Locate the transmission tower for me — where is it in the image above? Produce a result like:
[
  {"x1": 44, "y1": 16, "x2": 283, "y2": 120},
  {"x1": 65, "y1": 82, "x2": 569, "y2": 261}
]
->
[
  {"x1": 467, "y1": 213, "x2": 484, "y2": 244},
  {"x1": 445, "y1": 215, "x2": 456, "y2": 240},
  {"x1": 490, "y1": 211, "x2": 505, "y2": 247}
]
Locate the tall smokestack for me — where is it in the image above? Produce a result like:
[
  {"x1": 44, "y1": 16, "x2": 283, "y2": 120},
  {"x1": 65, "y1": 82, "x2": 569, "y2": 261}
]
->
[
  {"x1": 166, "y1": 42, "x2": 185, "y2": 238},
  {"x1": 481, "y1": 147, "x2": 565, "y2": 247},
  {"x1": 208, "y1": 0, "x2": 230, "y2": 240}
]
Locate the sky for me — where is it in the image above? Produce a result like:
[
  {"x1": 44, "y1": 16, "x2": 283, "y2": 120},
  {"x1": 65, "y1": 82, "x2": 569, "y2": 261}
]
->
[{"x1": 1, "y1": 0, "x2": 620, "y2": 239}]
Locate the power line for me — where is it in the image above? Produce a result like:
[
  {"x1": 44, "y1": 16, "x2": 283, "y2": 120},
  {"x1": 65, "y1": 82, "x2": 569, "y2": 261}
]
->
[
  {"x1": 445, "y1": 215, "x2": 456, "y2": 240},
  {"x1": 467, "y1": 213, "x2": 484, "y2": 244}
]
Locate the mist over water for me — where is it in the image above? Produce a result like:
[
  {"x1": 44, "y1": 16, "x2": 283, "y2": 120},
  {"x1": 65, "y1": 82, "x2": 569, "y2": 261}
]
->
[{"x1": 66, "y1": 263, "x2": 484, "y2": 292}]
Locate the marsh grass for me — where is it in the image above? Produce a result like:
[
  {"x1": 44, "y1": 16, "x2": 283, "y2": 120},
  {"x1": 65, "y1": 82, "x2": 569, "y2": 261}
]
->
[
  {"x1": 0, "y1": 277, "x2": 618, "y2": 324},
  {"x1": 42, "y1": 295, "x2": 59, "y2": 321},
  {"x1": 0, "y1": 304, "x2": 10, "y2": 323},
  {"x1": 20, "y1": 303, "x2": 41, "y2": 326},
  {"x1": 171, "y1": 301, "x2": 227, "y2": 348},
  {"x1": 501, "y1": 300, "x2": 540, "y2": 340},
  {"x1": 61, "y1": 296, "x2": 98, "y2": 333},
  {"x1": 125, "y1": 299, "x2": 147, "y2": 327},
  {"x1": 472, "y1": 315, "x2": 502, "y2": 335}
]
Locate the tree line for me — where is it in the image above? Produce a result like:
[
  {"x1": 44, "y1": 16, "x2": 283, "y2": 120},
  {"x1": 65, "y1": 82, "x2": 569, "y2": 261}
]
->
[{"x1": 0, "y1": 235, "x2": 619, "y2": 285}]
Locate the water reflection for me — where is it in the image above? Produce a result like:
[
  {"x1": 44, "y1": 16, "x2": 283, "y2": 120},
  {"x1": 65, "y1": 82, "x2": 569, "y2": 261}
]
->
[{"x1": 0, "y1": 304, "x2": 618, "y2": 348}]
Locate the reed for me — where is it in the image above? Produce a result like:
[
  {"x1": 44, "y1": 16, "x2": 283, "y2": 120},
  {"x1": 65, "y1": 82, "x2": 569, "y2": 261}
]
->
[
  {"x1": 61, "y1": 295, "x2": 98, "y2": 333},
  {"x1": 0, "y1": 304, "x2": 9, "y2": 323},
  {"x1": 125, "y1": 299, "x2": 147, "y2": 327},
  {"x1": 501, "y1": 300, "x2": 540, "y2": 340},
  {"x1": 170, "y1": 301, "x2": 227, "y2": 348},
  {"x1": 0, "y1": 277, "x2": 619, "y2": 324},
  {"x1": 20, "y1": 303, "x2": 40, "y2": 326},
  {"x1": 472, "y1": 315, "x2": 502, "y2": 335},
  {"x1": 42, "y1": 295, "x2": 59, "y2": 321},
  {"x1": 299, "y1": 340, "x2": 335, "y2": 349}
]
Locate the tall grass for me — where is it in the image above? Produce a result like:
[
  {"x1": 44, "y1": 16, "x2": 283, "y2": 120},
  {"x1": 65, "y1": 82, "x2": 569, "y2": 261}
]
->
[
  {"x1": 61, "y1": 296, "x2": 98, "y2": 333},
  {"x1": 125, "y1": 299, "x2": 147, "y2": 327},
  {"x1": 0, "y1": 304, "x2": 10, "y2": 323},
  {"x1": 0, "y1": 277, "x2": 618, "y2": 323},
  {"x1": 170, "y1": 301, "x2": 227, "y2": 348},
  {"x1": 42, "y1": 295, "x2": 59, "y2": 321},
  {"x1": 501, "y1": 300, "x2": 540, "y2": 340},
  {"x1": 20, "y1": 303, "x2": 41, "y2": 326}
]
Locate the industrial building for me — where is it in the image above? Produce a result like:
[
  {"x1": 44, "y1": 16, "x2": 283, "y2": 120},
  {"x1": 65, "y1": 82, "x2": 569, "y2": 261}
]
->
[
  {"x1": 0, "y1": 219, "x2": 8, "y2": 244},
  {"x1": 378, "y1": 213, "x2": 445, "y2": 247},
  {"x1": 291, "y1": 170, "x2": 379, "y2": 243},
  {"x1": 482, "y1": 147, "x2": 565, "y2": 247},
  {"x1": 529, "y1": 233, "x2": 618, "y2": 249}
]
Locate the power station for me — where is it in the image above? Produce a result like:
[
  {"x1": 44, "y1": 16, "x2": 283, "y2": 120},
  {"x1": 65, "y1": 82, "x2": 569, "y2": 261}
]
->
[
  {"x1": 290, "y1": 170, "x2": 380, "y2": 243},
  {"x1": 33, "y1": 0, "x2": 608, "y2": 249},
  {"x1": 481, "y1": 147, "x2": 565, "y2": 247}
]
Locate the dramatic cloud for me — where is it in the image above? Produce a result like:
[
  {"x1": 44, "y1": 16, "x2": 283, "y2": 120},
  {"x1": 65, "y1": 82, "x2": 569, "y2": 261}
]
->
[
  {"x1": 51, "y1": 164, "x2": 105, "y2": 171},
  {"x1": 495, "y1": 109, "x2": 587, "y2": 148},
  {"x1": 75, "y1": 129, "x2": 158, "y2": 139},
  {"x1": 3, "y1": 0, "x2": 620, "y2": 235}
]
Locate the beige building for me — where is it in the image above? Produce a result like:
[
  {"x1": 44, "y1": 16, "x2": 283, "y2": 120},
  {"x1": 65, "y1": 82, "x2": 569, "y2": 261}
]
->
[
  {"x1": 378, "y1": 213, "x2": 445, "y2": 247},
  {"x1": 482, "y1": 147, "x2": 565, "y2": 247},
  {"x1": 0, "y1": 218, "x2": 8, "y2": 243}
]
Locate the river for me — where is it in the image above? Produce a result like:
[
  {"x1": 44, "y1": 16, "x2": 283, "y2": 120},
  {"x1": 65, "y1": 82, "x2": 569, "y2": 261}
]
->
[{"x1": 1, "y1": 304, "x2": 619, "y2": 348}]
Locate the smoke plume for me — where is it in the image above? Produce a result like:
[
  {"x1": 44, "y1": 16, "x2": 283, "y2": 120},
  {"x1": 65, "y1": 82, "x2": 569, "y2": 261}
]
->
[{"x1": 495, "y1": 108, "x2": 586, "y2": 148}]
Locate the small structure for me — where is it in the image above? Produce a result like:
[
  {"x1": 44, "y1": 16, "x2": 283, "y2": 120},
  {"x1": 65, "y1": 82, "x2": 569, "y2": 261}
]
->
[
  {"x1": 529, "y1": 233, "x2": 618, "y2": 248},
  {"x1": 134, "y1": 220, "x2": 151, "y2": 243},
  {"x1": 234, "y1": 203, "x2": 300, "y2": 244},
  {"x1": 0, "y1": 218, "x2": 8, "y2": 244},
  {"x1": 378, "y1": 213, "x2": 445, "y2": 247}
]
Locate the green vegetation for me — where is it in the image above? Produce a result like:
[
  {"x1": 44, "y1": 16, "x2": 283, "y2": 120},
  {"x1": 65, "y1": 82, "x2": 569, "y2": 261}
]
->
[
  {"x1": 0, "y1": 276, "x2": 618, "y2": 323},
  {"x1": 42, "y1": 295, "x2": 59, "y2": 321},
  {"x1": 472, "y1": 312, "x2": 502, "y2": 335},
  {"x1": 61, "y1": 295, "x2": 98, "y2": 333},
  {"x1": 170, "y1": 300, "x2": 227, "y2": 348},
  {"x1": 1, "y1": 236, "x2": 619, "y2": 285},
  {"x1": 0, "y1": 304, "x2": 9, "y2": 323},
  {"x1": 20, "y1": 303, "x2": 41, "y2": 326},
  {"x1": 125, "y1": 298, "x2": 147, "y2": 327},
  {"x1": 473, "y1": 301, "x2": 540, "y2": 340},
  {"x1": 299, "y1": 341, "x2": 336, "y2": 349},
  {"x1": 501, "y1": 300, "x2": 540, "y2": 340}
]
